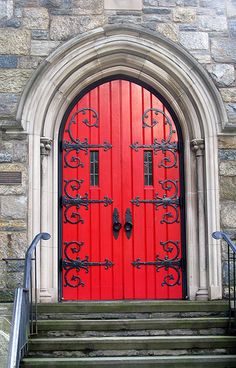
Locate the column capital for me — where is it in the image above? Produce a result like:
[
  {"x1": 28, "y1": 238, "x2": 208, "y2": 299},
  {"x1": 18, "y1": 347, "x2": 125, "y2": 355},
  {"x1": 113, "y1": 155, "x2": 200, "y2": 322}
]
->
[
  {"x1": 40, "y1": 137, "x2": 52, "y2": 156},
  {"x1": 191, "y1": 138, "x2": 205, "y2": 157}
]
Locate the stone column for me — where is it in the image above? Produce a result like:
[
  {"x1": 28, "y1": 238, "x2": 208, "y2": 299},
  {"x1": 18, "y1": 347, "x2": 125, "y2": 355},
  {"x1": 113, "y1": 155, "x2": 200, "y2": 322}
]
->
[
  {"x1": 191, "y1": 139, "x2": 208, "y2": 300},
  {"x1": 40, "y1": 137, "x2": 53, "y2": 301}
]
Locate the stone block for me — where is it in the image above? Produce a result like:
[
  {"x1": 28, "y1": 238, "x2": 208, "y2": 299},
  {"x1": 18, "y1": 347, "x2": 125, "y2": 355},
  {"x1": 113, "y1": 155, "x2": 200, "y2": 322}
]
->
[
  {"x1": 226, "y1": 0, "x2": 236, "y2": 18},
  {"x1": 179, "y1": 32, "x2": 209, "y2": 50},
  {"x1": 218, "y1": 136, "x2": 236, "y2": 149},
  {"x1": 23, "y1": 7, "x2": 49, "y2": 29},
  {"x1": 219, "y1": 149, "x2": 236, "y2": 161},
  {"x1": 0, "y1": 232, "x2": 27, "y2": 259},
  {"x1": 0, "y1": 29, "x2": 30, "y2": 55},
  {"x1": 0, "y1": 0, "x2": 13, "y2": 19},
  {"x1": 71, "y1": 0, "x2": 104, "y2": 14},
  {"x1": 220, "y1": 176, "x2": 236, "y2": 200},
  {"x1": 189, "y1": 50, "x2": 211, "y2": 63},
  {"x1": 206, "y1": 64, "x2": 235, "y2": 87},
  {"x1": 0, "y1": 153, "x2": 12, "y2": 163},
  {"x1": 179, "y1": 25, "x2": 197, "y2": 31},
  {"x1": 199, "y1": 0, "x2": 225, "y2": 8},
  {"x1": 221, "y1": 200, "x2": 236, "y2": 228},
  {"x1": 183, "y1": 0, "x2": 197, "y2": 5},
  {"x1": 142, "y1": 13, "x2": 171, "y2": 23},
  {"x1": 0, "y1": 69, "x2": 32, "y2": 94},
  {"x1": 220, "y1": 88, "x2": 236, "y2": 103},
  {"x1": 173, "y1": 8, "x2": 196, "y2": 23},
  {"x1": 1, "y1": 196, "x2": 27, "y2": 220},
  {"x1": 0, "y1": 220, "x2": 27, "y2": 231},
  {"x1": 220, "y1": 161, "x2": 236, "y2": 176},
  {"x1": 157, "y1": 23, "x2": 179, "y2": 42},
  {"x1": 211, "y1": 38, "x2": 236, "y2": 63},
  {"x1": 198, "y1": 16, "x2": 227, "y2": 32},
  {"x1": 143, "y1": 8, "x2": 171, "y2": 14},
  {"x1": 229, "y1": 19, "x2": 236, "y2": 37},
  {"x1": 18, "y1": 56, "x2": 43, "y2": 69},
  {"x1": 31, "y1": 30, "x2": 49, "y2": 40},
  {"x1": 0, "y1": 56, "x2": 18, "y2": 69},
  {"x1": 104, "y1": 0, "x2": 142, "y2": 10},
  {"x1": 226, "y1": 103, "x2": 236, "y2": 121},
  {"x1": 0, "y1": 94, "x2": 19, "y2": 118},
  {"x1": 13, "y1": 141, "x2": 28, "y2": 163},
  {"x1": 31, "y1": 40, "x2": 60, "y2": 56}
]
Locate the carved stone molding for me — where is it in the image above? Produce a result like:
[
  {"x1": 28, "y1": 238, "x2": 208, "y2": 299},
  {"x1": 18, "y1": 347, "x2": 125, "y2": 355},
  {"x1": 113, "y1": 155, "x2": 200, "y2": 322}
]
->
[
  {"x1": 191, "y1": 139, "x2": 205, "y2": 157},
  {"x1": 40, "y1": 137, "x2": 52, "y2": 156}
]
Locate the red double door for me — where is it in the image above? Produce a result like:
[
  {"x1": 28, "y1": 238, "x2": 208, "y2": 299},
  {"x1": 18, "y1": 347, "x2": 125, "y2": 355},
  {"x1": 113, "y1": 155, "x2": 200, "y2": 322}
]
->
[{"x1": 60, "y1": 80, "x2": 184, "y2": 301}]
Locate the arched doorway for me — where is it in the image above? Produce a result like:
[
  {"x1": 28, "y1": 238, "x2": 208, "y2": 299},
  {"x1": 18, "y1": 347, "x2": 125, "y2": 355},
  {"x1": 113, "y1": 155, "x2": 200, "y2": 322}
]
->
[
  {"x1": 59, "y1": 78, "x2": 186, "y2": 300},
  {"x1": 16, "y1": 25, "x2": 226, "y2": 302}
]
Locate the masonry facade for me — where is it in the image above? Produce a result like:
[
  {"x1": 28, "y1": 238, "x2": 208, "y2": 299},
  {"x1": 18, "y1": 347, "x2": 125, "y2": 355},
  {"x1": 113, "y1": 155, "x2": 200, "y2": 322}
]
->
[{"x1": 0, "y1": 0, "x2": 236, "y2": 302}]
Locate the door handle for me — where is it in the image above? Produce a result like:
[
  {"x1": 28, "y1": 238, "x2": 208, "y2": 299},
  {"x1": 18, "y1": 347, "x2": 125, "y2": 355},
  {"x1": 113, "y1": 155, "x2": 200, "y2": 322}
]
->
[
  {"x1": 124, "y1": 208, "x2": 133, "y2": 239},
  {"x1": 113, "y1": 208, "x2": 122, "y2": 239}
]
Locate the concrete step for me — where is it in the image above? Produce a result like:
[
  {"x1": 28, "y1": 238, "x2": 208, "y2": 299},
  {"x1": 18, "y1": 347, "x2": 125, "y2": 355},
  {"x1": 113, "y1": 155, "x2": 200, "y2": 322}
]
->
[
  {"x1": 28, "y1": 335, "x2": 236, "y2": 357},
  {"x1": 36, "y1": 317, "x2": 228, "y2": 337},
  {"x1": 21, "y1": 355, "x2": 236, "y2": 367}
]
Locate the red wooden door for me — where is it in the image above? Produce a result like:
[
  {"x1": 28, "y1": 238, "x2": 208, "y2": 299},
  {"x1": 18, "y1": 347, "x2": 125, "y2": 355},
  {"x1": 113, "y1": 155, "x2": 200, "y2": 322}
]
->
[{"x1": 60, "y1": 80, "x2": 184, "y2": 300}]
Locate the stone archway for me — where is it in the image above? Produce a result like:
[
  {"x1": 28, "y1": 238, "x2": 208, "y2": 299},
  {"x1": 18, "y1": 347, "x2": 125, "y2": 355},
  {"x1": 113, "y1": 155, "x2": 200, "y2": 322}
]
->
[{"x1": 16, "y1": 24, "x2": 227, "y2": 301}]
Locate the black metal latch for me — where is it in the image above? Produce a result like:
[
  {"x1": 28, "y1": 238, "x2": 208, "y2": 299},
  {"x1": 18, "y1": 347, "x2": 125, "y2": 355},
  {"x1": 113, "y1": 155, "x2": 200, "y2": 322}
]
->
[
  {"x1": 124, "y1": 208, "x2": 133, "y2": 239},
  {"x1": 113, "y1": 208, "x2": 122, "y2": 239}
]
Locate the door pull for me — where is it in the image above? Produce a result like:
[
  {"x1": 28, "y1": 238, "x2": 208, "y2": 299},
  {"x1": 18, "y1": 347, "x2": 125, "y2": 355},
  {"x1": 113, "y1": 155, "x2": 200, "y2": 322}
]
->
[
  {"x1": 124, "y1": 208, "x2": 133, "y2": 239},
  {"x1": 113, "y1": 208, "x2": 122, "y2": 239}
]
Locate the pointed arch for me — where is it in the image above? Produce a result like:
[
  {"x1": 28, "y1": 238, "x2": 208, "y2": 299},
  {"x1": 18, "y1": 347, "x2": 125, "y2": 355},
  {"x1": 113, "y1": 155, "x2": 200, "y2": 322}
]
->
[{"x1": 17, "y1": 25, "x2": 226, "y2": 301}]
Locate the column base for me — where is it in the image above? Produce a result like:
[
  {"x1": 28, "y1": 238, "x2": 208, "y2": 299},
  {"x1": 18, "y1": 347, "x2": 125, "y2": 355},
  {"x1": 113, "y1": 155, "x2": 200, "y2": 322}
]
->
[{"x1": 196, "y1": 288, "x2": 209, "y2": 300}]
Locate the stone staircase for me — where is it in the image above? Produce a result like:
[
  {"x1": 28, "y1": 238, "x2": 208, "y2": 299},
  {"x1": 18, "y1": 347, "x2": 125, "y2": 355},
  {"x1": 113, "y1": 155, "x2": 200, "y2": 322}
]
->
[{"x1": 21, "y1": 301, "x2": 236, "y2": 367}]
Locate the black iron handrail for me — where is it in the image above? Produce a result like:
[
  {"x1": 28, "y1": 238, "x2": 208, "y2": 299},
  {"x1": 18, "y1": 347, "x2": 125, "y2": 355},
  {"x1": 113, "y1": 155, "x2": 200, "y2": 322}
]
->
[
  {"x1": 7, "y1": 232, "x2": 51, "y2": 368},
  {"x1": 212, "y1": 231, "x2": 236, "y2": 333}
]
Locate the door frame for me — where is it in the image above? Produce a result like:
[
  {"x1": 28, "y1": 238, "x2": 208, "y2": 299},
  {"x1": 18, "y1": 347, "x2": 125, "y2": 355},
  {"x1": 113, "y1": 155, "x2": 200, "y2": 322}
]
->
[
  {"x1": 58, "y1": 76, "x2": 187, "y2": 301},
  {"x1": 13, "y1": 25, "x2": 226, "y2": 302}
]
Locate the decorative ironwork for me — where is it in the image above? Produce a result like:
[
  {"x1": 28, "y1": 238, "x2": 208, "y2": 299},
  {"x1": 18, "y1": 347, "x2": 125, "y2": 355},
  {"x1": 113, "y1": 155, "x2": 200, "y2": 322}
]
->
[
  {"x1": 131, "y1": 180, "x2": 180, "y2": 224},
  {"x1": 132, "y1": 240, "x2": 181, "y2": 287},
  {"x1": 62, "y1": 138, "x2": 112, "y2": 169},
  {"x1": 113, "y1": 208, "x2": 122, "y2": 239},
  {"x1": 130, "y1": 139, "x2": 178, "y2": 169},
  {"x1": 62, "y1": 245, "x2": 113, "y2": 288},
  {"x1": 62, "y1": 179, "x2": 113, "y2": 224},
  {"x1": 124, "y1": 208, "x2": 133, "y2": 239},
  {"x1": 64, "y1": 241, "x2": 84, "y2": 259},
  {"x1": 68, "y1": 108, "x2": 99, "y2": 131},
  {"x1": 142, "y1": 108, "x2": 173, "y2": 131}
]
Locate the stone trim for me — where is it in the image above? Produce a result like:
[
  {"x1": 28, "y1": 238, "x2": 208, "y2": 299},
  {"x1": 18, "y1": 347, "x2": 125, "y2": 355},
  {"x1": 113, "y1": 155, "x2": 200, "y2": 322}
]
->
[{"x1": 15, "y1": 25, "x2": 224, "y2": 301}]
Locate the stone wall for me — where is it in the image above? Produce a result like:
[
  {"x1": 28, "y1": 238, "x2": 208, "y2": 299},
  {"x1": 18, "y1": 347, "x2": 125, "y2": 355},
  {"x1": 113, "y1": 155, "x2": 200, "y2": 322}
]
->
[{"x1": 0, "y1": 0, "x2": 235, "y2": 299}]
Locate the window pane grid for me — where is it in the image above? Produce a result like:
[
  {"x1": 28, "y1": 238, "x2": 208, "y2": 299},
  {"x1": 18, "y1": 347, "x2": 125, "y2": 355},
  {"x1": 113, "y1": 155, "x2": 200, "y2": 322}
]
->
[
  {"x1": 144, "y1": 151, "x2": 153, "y2": 186},
  {"x1": 90, "y1": 151, "x2": 99, "y2": 186}
]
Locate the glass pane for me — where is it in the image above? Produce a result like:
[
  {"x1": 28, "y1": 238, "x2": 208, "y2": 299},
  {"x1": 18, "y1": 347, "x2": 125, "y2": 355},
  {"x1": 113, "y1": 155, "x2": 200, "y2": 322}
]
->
[
  {"x1": 90, "y1": 151, "x2": 99, "y2": 186},
  {"x1": 144, "y1": 151, "x2": 153, "y2": 186}
]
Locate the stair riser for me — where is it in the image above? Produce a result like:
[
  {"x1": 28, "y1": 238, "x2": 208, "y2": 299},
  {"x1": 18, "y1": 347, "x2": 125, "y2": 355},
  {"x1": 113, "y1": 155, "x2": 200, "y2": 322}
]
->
[
  {"x1": 28, "y1": 348, "x2": 234, "y2": 358},
  {"x1": 36, "y1": 328, "x2": 227, "y2": 338}
]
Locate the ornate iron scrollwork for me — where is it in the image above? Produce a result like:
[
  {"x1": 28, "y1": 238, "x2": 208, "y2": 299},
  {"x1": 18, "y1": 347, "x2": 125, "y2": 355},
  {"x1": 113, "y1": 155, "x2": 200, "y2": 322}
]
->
[
  {"x1": 62, "y1": 179, "x2": 113, "y2": 224},
  {"x1": 62, "y1": 243, "x2": 113, "y2": 288},
  {"x1": 132, "y1": 240, "x2": 181, "y2": 287},
  {"x1": 131, "y1": 109, "x2": 178, "y2": 168},
  {"x1": 131, "y1": 180, "x2": 180, "y2": 224}
]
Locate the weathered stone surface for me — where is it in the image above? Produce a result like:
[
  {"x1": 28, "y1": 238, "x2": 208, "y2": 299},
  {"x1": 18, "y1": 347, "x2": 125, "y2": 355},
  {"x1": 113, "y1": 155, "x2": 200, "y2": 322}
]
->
[
  {"x1": 220, "y1": 176, "x2": 236, "y2": 200},
  {"x1": 173, "y1": 7, "x2": 196, "y2": 23},
  {"x1": 0, "y1": 164, "x2": 27, "y2": 196},
  {"x1": 12, "y1": 142, "x2": 28, "y2": 163},
  {"x1": 0, "y1": 231, "x2": 28, "y2": 259},
  {"x1": 0, "y1": 153, "x2": 12, "y2": 163},
  {"x1": 143, "y1": 0, "x2": 184, "y2": 5},
  {"x1": 0, "y1": 220, "x2": 27, "y2": 231},
  {"x1": 71, "y1": 0, "x2": 104, "y2": 14},
  {"x1": 206, "y1": 64, "x2": 235, "y2": 87},
  {"x1": 143, "y1": 8, "x2": 171, "y2": 14},
  {"x1": 18, "y1": 56, "x2": 43, "y2": 69},
  {"x1": 142, "y1": 13, "x2": 171, "y2": 23},
  {"x1": 221, "y1": 200, "x2": 236, "y2": 228},
  {"x1": 198, "y1": 15, "x2": 227, "y2": 32},
  {"x1": 219, "y1": 149, "x2": 236, "y2": 160},
  {"x1": 0, "y1": 69, "x2": 32, "y2": 94},
  {"x1": 31, "y1": 40, "x2": 60, "y2": 56},
  {"x1": 211, "y1": 38, "x2": 236, "y2": 63},
  {"x1": 157, "y1": 23, "x2": 179, "y2": 42},
  {"x1": 218, "y1": 136, "x2": 236, "y2": 149},
  {"x1": 31, "y1": 29, "x2": 49, "y2": 40},
  {"x1": 0, "y1": 0, "x2": 13, "y2": 19},
  {"x1": 104, "y1": 0, "x2": 142, "y2": 10},
  {"x1": 226, "y1": 103, "x2": 236, "y2": 121},
  {"x1": 226, "y1": 0, "x2": 236, "y2": 18},
  {"x1": 23, "y1": 7, "x2": 49, "y2": 29},
  {"x1": 229, "y1": 19, "x2": 236, "y2": 37},
  {"x1": 0, "y1": 94, "x2": 19, "y2": 118},
  {"x1": 0, "y1": 56, "x2": 18, "y2": 69},
  {"x1": 179, "y1": 32, "x2": 209, "y2": 50},
  {"x1": 50, "y1": 15, "x2": 105, "y2": 40},
  {"x1": 220, "y1": 161, "x2": 236, "y2": 176},
  {"x1": 189, "y1": 50, "x2": 211, "y2": 63},
  {"x1": 0, "y1": 29, "x2": 30, "y2": 55},
  {"x1": 220, "y1": 88, "x2": 236, "y2": 102},
  {"x1": 1, "y1": 196, "x2": 27, "y2": 220}
]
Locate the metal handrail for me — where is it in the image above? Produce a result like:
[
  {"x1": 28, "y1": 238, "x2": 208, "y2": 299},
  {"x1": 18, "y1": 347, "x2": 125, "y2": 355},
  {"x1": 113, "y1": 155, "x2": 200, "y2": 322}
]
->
[
  {"x1": 212, "y1": 231, "x2": 236, "y2": 333},
  {"x1": 7, "y1": 232, "x2": 51, "y2": 368}
]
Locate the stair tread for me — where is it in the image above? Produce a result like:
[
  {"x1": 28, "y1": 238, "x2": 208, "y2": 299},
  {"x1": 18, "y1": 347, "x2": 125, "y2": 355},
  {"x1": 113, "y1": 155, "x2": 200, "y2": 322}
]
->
[{"x1": 30, "y1": 335, "x2": 236, "y2": 341}]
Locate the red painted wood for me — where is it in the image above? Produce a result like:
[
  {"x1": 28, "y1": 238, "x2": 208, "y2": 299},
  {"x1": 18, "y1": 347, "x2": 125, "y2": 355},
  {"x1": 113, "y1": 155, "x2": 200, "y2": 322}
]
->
[{"x1": 61, "y1": 80, "x2": 184, "y2": 300}]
